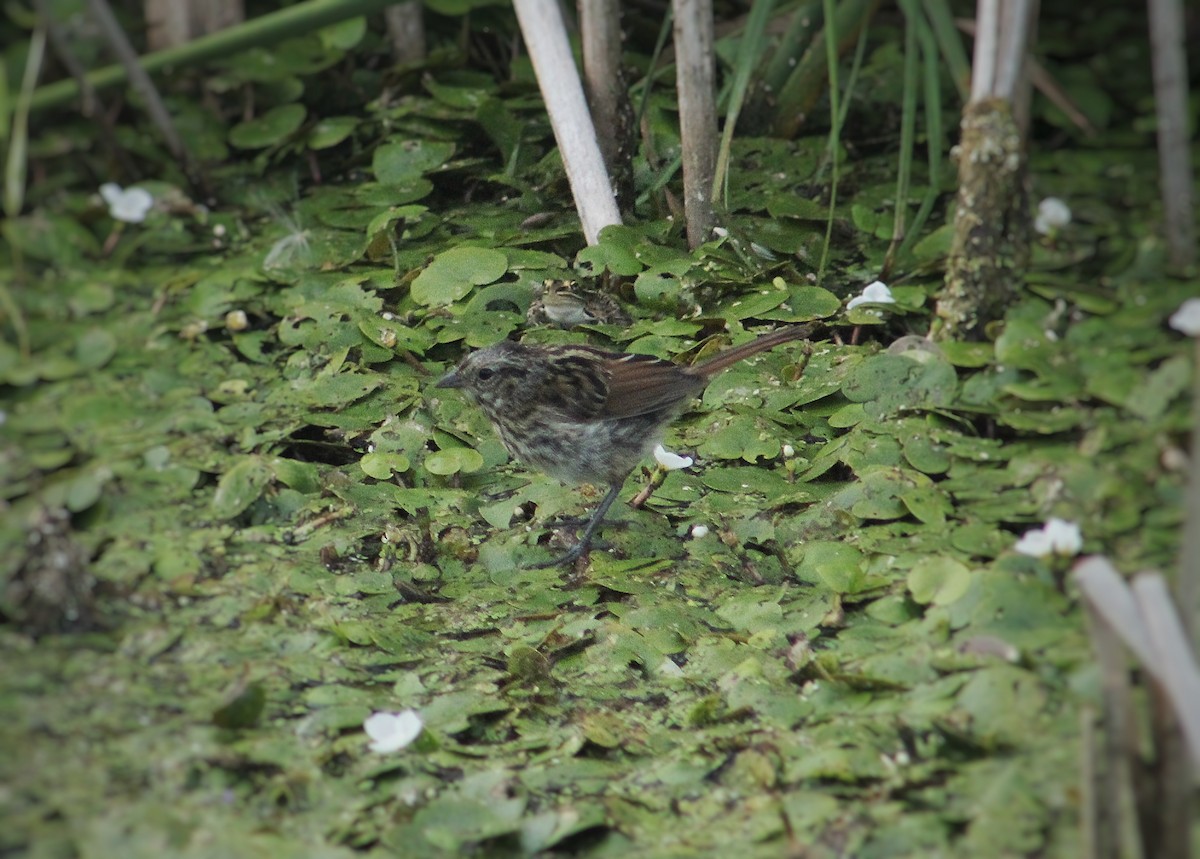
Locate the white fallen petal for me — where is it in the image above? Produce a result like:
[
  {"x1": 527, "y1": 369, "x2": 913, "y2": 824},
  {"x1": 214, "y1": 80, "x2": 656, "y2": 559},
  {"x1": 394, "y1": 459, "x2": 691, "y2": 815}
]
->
[
  {"x1": 1014, "y1": 518, "x2": 1082, "y2": 557},
  {"x1": 1014, "y1": 527, "x2": 1054, "y2": 557},
  {"x1": 1034, "y1": 197, "x2": 1071, "y2": 235},
  {"x1": 654, "y1": 444, "x2": 693, "y2": 470},
  {"x1": 847, "y1": 280, "x2": 895, "y2": 310},
  {"x1": 1168, "y1": 298, "x2": 1200, "y2": 337},
  {"x1": 100, "y1": 183, "x2": 154, "y2": 223},
  {"x1": 364, "y1": 709, "x2": 423, "y2": 753},
  {"x1": 1043, "y1": 517, "x2": 1082, "y2": 555}
]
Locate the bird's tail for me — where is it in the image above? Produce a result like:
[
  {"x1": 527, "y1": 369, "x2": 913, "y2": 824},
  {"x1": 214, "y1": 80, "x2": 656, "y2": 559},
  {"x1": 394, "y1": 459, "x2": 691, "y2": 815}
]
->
[{"x1": 693, "y1": 324, "x2": 815, "y2": 378}]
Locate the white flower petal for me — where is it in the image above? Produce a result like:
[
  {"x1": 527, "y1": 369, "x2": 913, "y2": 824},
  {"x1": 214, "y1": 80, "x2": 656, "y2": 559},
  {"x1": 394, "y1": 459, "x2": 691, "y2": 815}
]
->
[
  {"x1": 1014, "y1": 527, "x2": 1054, "y2": 557},
  {"x1": 1169, "y1": 298, "x2": 1200, "y2": 337},
  {"x1": 1043, "y1": 517, "x2": 1082, "y2": 555},
  {"x1": 690, "y1": 524, "x2": 709, "y2": 539},
  {"x1": 1014, "y1": 518, "x2": 1082, "y2": 557},
  {"x1": 101, "y1": 183, "x2": 154, "y2": 223},
  {"x1": 1035, "y1": 197, "x2": 1071, "y2": 235},
  {"x1": 99, "y1": 183, "x2": 123, "y2": 206},
  {"x1": 847, "y1": 280, "x2": 895, "y2": 310},
  {"x1": 364, "y1": 709, "x2": 423, "y2": 753},
  {"x1": 654, "y1": 444, "x2": 693, "y2": 470}
]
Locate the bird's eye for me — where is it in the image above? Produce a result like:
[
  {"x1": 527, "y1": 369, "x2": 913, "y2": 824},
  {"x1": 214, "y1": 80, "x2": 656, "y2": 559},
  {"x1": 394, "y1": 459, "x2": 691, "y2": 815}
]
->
[{"x1": 476, "y1": 368, "x2": 495, "y2": 382}]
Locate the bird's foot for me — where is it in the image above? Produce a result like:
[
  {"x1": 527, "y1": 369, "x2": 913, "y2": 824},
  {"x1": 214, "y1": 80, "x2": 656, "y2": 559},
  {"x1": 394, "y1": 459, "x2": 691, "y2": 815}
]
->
[{"x1": 526, "y1": 536, "x2": 592, "y2": 569}]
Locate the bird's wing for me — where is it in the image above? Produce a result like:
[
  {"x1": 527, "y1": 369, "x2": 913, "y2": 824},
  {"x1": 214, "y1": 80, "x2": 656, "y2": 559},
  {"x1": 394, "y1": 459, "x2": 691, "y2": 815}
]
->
[
  {"x1": 534, "y1": 347, "x2": 696, "y2": 422},
  {"x1": 594, "y1": 352, "x2": 700, "y2": 419}
]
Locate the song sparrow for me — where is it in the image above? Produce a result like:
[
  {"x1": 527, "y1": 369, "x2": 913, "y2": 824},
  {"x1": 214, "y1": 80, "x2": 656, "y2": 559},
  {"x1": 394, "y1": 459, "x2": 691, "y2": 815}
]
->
[
  {"x1": 437, "y1": 325, "x2": 813, "y2": 566},
  {"x1": 526, "y1": 279, "x2": 632, "y2": 328}
]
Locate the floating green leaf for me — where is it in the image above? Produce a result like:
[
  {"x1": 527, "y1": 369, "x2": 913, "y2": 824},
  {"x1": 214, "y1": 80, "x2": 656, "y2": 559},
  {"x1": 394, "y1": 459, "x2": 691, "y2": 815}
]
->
[
  {"x1": 74, "y1": 328, "x2": 117, "y2": 370},
  {"x1": 908, "y1": 557, "x2": 972, "y2": 605},
  {"x1": 212, "y1": 681, "x2": 266, "y2": 729},
  {"x1": 307, "y1": 116, "x2": 358, "y2": 150},
  {"x1": 411, "y1": 247, "x2": 508, "y2": 306},
  {"x1": 229, "y1": 104, "x2": 307, "y2": 149},
  {"x1": 211, "y1": 457, "x2": 273, "y2": 519},
  {"x1": 425, "y1": 447, "x2": 484, "y2": 475},
  {"x1": 373, "y1": 139, "x2": 456, "y2": 183},
  {"x1": 360, "y1": 452, "x2": 411, "y2": 479}
]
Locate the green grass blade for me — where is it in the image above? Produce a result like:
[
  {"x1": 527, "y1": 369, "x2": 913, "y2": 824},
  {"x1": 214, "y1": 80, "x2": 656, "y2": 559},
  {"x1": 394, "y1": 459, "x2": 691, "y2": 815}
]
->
[
  {"x1": 635, "y1": 7, "x2": 676, "y2": 128},
  {"x1": 5, "y1": 26, "x2": 43, "y2": 220},
  {"x1": 713, "y1": 0, "x2": 777, "y2": 206},
  {"x1": 772, "y1": 0, "x2": 878, "y2": 139},
  {"x1": 835, "y1": 10, "x2": 871, "y2": 144},
  {"x1": 921, "y1": 0, "x2": 970, "y2": 101},
  {"x1": 816, "y1": 0, "x2": 841, "y2": 283},
  {"x1": 898, "y1": 5, "x2": 946, "y2": 259},
  {"x1": 884, "y1": 0, "x2": 921, "y2": 275},
  {"x1": 761, "y1": 0, "x2": 823, "y2": 99}
]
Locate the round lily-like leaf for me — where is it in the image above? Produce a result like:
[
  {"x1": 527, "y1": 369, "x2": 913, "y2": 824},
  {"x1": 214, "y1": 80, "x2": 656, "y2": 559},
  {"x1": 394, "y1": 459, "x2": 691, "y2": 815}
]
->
[
  {"x1": 307, "y1": 116, "x2": 358, "y2": 150},
  {"x1": 361, "y1": 452, "x2": 411, "y2": 479},
  {"x1": 211, "y1": 456, "x2": 273, "y2": 519},
  {"x1": 797, "y1": 541, "x2": 865, "y2": 594},
  {"x1": 843, "y1": 353, "x2": 958, "y2": 417},
  {"x1": 319, "y1": 16, "x2": 365, "y2": 50},
  {"x1": 269, "y1": 457, "x2": 320, "y2": 494},
  {"x1": 75, "y1": 328, "x2": 117, "y2": 370},
  {"x1": 695, "y1": 415, "x2": 782, "y2": 461},
  {"x1": 425, "y1": 447, "x2": 484, "y2": 475},
  {"x1": 412, "y1": 247, "x2": 508, "y2": 306},
  {"x1": 903, "y1": 435, "x2": 952, "y2": 474},
  {"x1": 373, "y1": 139, "x2": 455, "y2": 183},
  {"x1": 908, "y1": 555, "x2": 972, "y2": 606},
  {"x1": 66, "y1": 469, "x2": 108, "y2": 512},
  {"x1": 574, "y1": 224, "x2": 653, "y2": 276},
  {"x1": 634, "y1": 260, "x2": 690, "y2": 307},
  {"x1": 212, "y1": 681, "x2": 266, "y2": 729},
  {"x1": 229, "y1": 104, "x2": 307, "y2": 149},
  {"x1": 700, "y1": 465, "x2": 789, "y2": 495},
  {"x1": 710, "y1": 283, "x2": 789, "y2": 320}
]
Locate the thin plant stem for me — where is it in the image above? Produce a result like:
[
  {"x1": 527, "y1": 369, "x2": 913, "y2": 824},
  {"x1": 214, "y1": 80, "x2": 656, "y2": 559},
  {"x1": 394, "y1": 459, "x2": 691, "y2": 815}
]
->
[
  {"x1": 1148, "y1": 0, "x2": 1196, "y2": 268},
  {"x1": 816, "y1": 0, "x2": 840, "y2": 284},
  {"x1": 885, "y1": 3, "x2": 920, "y2": 275},
  {"x1": 672, "y1": 0, "x2": 717, "y2": 247},
  {"x1": 834, "y1": 12, "x2": 870, "y2": 134},
  {"x1": 635, "y1": 9, "x2": 675, "y2": 128},
  {"x1": 761, "y1": 0, "x2": 823, "y2": 96},
  {"x1": 897, "y1": 0, "x2": 946, "y2": 262},
  {"x1": 1, "y1": 24, "x2": 43, "y2": 358},
  {"x1": 921, "y1": 0, "x2": 970, "y2": 100},
  {"x1": 713, "y1": 0, "x2": 776, "y2": 207},
  {"x1": 513, "y1": 0, "x2": 622, "y2": 245},
  {"x1": 84, "y1": 0, "x2": 199, "y2": 189},
  {"x1": 1181, "y1": 338, "x2": 1200, "y2": 642}
]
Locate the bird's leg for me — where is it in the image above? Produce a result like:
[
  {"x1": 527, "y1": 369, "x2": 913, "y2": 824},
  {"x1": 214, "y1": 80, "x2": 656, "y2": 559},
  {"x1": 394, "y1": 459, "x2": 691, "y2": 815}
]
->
[{"x1": 529, "y1": 483, "x2": 623, "y2": 568}]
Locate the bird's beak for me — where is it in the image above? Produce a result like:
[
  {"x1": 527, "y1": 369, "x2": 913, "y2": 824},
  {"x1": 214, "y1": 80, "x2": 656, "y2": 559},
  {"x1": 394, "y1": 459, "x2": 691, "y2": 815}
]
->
[{"x1": 436, "y1": 368, "x2": 462, "y2": 389}]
